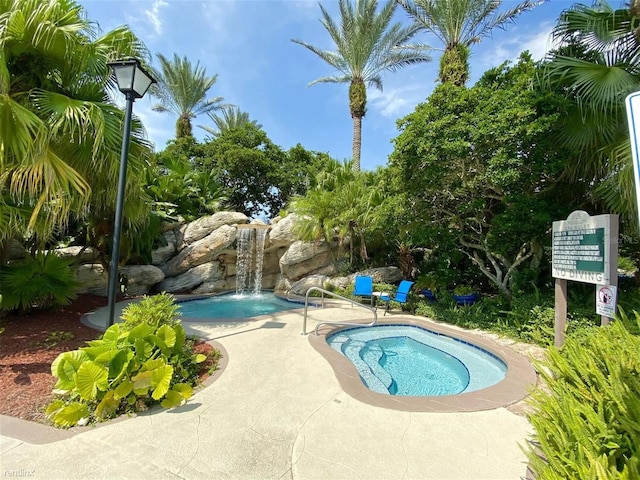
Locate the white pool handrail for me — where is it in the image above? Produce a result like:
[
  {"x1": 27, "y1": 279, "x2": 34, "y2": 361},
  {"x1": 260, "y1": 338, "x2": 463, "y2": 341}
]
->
[{"x1": 302, "y1": 287, "x2": 378, "y2": 335}]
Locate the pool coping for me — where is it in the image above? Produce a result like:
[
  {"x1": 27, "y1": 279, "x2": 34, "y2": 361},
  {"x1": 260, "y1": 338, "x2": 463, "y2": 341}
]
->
[{"x1": 308, "y1": 317, "x2": 538, "y2": 412}]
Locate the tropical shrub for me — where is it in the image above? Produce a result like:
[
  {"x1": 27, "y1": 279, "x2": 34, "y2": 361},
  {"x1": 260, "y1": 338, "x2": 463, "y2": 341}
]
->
[
  {"x1": 525, "y1": 312, "x2": 640, "y2": 478},
  {"x1": 389, "y1": 53, "x2": 576, "y2": 298},
  {"x1": 45, "y1": 294, "x2": 216, "y2": 428},
  {"x1": 0, "y1": 252, "x2": 79, "y2": 312},
  {"x1": 414, "y1": 290, "x2": 600, "y2": 346}
]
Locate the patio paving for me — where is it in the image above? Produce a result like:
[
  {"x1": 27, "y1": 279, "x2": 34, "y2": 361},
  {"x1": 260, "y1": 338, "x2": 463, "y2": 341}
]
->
[{"x1": 1, "y1": 301, "x2": 537, "y2": 479}]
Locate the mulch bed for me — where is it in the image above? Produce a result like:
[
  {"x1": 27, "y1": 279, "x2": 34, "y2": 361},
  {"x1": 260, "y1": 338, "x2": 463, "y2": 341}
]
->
[
  {"x1": 0, "y1": 294, "x2": 109, "y2": 422},
  {"x1": 0, "y1": 294, "x2": 218, "y2": 424}
]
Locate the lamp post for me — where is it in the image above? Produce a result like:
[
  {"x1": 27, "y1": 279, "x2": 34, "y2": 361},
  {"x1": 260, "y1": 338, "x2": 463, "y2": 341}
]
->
[{"x1": 106, "y1": 58, "x2": 156, "y2": 327}]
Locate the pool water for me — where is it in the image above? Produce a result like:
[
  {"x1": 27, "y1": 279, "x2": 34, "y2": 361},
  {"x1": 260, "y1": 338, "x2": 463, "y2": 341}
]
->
[
  {"x1": 327, "y1": 325, "x2": 507, "y2": 396},
  {"x1": 178, "y1": 293, "x2": 302, "y2": 320}
]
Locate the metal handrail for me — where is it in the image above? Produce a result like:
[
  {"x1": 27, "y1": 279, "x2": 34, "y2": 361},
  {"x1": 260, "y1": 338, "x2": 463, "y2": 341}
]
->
[{"x1": 302, "y1": 287, "x2": 377, "y2": 335}]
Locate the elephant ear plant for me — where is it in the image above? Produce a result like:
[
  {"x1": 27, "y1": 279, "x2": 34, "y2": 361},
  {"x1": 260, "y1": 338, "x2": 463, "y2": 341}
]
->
[{"x1": 46, "y1": 293, "x2": 213, "y2": 428}]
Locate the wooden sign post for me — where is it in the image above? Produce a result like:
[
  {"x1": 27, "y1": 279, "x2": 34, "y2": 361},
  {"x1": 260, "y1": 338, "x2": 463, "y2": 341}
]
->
[{"x1": 551, "y1": 211, "x2": 618, "y2": 347}]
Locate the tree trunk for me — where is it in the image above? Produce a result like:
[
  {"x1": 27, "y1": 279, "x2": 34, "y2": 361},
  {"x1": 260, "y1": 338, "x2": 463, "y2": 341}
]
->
[
  {"x1": 176, "y1": 115, "x2": 192, "y2": 138},
  {"x1": 349, "y1": 79, "x2": 366, "y2": 172},
  {"x1": 439, "y1": 44, "x2": 470, "y2": 86},
  {"x1": 352, "y1": 115, "x2": 362, "y2": 171}
]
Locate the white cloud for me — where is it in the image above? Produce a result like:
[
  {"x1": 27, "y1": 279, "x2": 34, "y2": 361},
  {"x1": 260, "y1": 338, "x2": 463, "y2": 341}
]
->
[
  {"x1": 200, "y1": 0, "x2": 239, "y2": 40},
  {"x1": 144, "y1": 0, "x2": 168, "y2": 36},
  {"x1": 475, "y1": 21, "x2": 558, "y2": 74},
  {"x1": 368, "y1": 81, "x2": 431, "y2": 119}
]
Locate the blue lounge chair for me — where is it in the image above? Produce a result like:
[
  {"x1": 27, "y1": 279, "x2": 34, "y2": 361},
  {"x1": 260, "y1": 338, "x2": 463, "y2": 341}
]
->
[
  {"x1": 353, "y1": 275, "x2": 374, "y2": 307},
  {"x1": 379, "y1": 280, "x2": 415, "y2": 315}
]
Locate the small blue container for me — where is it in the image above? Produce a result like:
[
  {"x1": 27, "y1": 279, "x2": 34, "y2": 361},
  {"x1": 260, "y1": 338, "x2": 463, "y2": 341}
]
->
[{"x1": 453, "y1": 293, "x2": 479, "y2": 306}]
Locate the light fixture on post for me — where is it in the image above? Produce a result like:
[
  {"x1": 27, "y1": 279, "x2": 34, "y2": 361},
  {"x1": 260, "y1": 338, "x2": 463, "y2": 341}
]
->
[{"x1": 106, "y1": 58, "x2": 156, "y2": 327}]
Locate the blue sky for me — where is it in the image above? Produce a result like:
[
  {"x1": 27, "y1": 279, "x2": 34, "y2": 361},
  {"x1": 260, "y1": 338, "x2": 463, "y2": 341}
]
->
[{"x1": 79, "y1": 0, "x2": 584, "y2": 171}]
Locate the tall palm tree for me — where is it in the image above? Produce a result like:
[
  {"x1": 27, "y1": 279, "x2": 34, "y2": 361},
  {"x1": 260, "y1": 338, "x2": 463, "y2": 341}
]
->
[
  {"x1": 292, "y1": 0, "x2": 431, "y2": 171},
  {"x1": 397, "y1": 0, "x2": 539, "y2": 86},
  {"x1": 0, "y1": 0, "x2": 152, "y2": 247},
  {"x1": 542, "y1": 0, "x2": 640, "y2": 227},
  {"x1": 152, "y1": 53, "x2": 229, "y2": 139},
  {"x1": 198, "y1": 107, "x2": 262, "y2": 138}
]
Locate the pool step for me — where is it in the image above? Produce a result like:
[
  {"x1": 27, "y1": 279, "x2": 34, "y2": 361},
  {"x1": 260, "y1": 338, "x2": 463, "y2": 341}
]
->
[
  {"x1": 360, "y1": 345, "x2": 393, "y2": 392},
  {"x1": 332, "y1": 339, "x2": 390, "y2": 395}
]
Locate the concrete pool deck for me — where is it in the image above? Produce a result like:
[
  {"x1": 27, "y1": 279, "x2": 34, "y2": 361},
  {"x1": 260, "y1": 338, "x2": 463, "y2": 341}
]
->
[{"x1": 1, "y1": 300, "x2": 539, "y2": 479}]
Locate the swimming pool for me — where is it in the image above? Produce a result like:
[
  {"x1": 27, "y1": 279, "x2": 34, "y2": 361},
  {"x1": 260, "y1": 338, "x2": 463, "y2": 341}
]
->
[
  {"x1": 177, "y1": 293, "x2": 303, "y2": 320},
  {"x1": 327, "y1": 324, "x2": 507, "y2": 396}
]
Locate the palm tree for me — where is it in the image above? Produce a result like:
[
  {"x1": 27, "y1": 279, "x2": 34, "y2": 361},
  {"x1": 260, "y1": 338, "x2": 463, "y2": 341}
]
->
[
  {"x1": 541, "y1": 0, "x2": 640, "y2": 227},
  {"x1": 292, "y1": 0, "x2": 431, "y2": 171},
  {"x1": 0, "y1": 0, "x2": 152, "y2": 248},
  {"x1": 152, "y1": 53, "x2": 229, "y2": 139},
  {"x1": 198, "y1": 107, "x2": 262, "y2": 138},
  {"x1": 292, "y1": 159, "x2": 383, "y2": 263},
  {"x1": 397, "y1": 0, "x2": 539, "y2": 86}
]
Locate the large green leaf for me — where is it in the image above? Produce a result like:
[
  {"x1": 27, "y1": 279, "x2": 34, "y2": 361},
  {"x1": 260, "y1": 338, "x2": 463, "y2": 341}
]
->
[
  {"x1": 49, "y1": 402, "x2": 89, "y2": 428},
  {"x1": 95, "y1": 391, "x2": 120, "y2": 420},
  {"x1": 82, "y1": 345, "x2": 113, "y2": 360},
  {"x1": 101, "y1": 324, "x2": 122, "y2": 344},
  {"x1": 127, "y1": 322, "x2": 155, "y2": 342},
  {"x1": 93, "y1": 348, "x2": 121, "y2": 364},
  {"x1": 160, "y1": 390, "x2": 184, "y2": 408},
  {"x1": 51, "y1": 349, "x2": 90, "y2": 390},
  {"x1": 113, "y1": 379, "x2": 133, "y2": 400},
  {"x1": 151, "y1": 365, "x2": 174, "y2": 400},
  {"x1": 74, "y1": 361, "x2": 108, "y2": 400},
  {"x1": 131, "y1": 370, "x2": 153, "y2": 394},
  {"x1": 172, "y1": 383, "x2": 193, "y2": 400},
  {"x1": 140, "y1": 358, "x2": 165, "y2": 372},
  {"x1": 156, "y1": 324, "x2": 176, "y2": 348},
  {"x1": 173, "y1": 323, "x2": 186, "y2": 351},
  {"x1": 149, "y1": 334, "x2": 170, "y2": 356},
  {"x1": 107, "y1": 349, "x2": 133, "y2": 381},
  {"x1": 134, "y1": 338, "x2": 153, "y2": 361}
]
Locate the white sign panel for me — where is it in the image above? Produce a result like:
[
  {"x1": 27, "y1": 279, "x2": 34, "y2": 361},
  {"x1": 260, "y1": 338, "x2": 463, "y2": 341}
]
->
[
  {"x1": 552, "y1": 211, "x2": 611, "y2": 285},
  {"x1": 624, "y1": 92, "x2": 640, "y2": 229},
  {"x1": 596, "y1": 285, "x2": 617, "y2": 317}
]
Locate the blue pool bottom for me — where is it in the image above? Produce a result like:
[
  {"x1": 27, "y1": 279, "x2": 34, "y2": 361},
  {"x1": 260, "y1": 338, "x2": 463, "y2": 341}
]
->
[
  {"x1": 177, "y1": 293, "x2": 302, "y2": 320},
  {"x1": 327, "y1": 325, "x2": 507, "y2": 397}
]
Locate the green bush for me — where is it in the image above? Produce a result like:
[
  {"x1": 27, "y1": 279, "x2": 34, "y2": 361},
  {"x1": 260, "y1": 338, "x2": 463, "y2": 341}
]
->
[
  {"x1": 46, "y1": 293, "x2": 217, "y2": 428},
  {"x1": 0, "y1": 251, "x2": 79, "y2": 312},
  {"x1": 525, "y1": 311, "x2": 640, "y2": 479}
]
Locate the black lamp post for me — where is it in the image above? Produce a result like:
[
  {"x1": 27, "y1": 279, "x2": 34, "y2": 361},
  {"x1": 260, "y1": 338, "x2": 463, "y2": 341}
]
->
[{"x1": 106, "y1": 58, "x2": 156, "y2": 327}]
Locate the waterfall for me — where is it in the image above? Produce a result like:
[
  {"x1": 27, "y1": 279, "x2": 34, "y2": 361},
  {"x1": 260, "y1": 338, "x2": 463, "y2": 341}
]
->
[
  {"x1": 253, "y1": 228, "x2": 267, "y2": 295},
  {"x1": 235, "y1": 226, "x2": 268, "y2": 295},
  {"x1": 236, "y1": 228, "x2": 253, "y2": 295}
]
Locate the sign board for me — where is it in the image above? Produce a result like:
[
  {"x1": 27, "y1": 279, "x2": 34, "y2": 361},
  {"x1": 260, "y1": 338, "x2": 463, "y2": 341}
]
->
[
  {"x1": 624, "y1": 92, "x2": 640, "y2": 229},
  {"x1": 596, "y1": 285, "x2": 617, "y2": 317},
  {"x1": 552, "y1": 211, "x2": 612, "y2": 285},
  {"x1": 552, "y1": 211, "x2": 619, "y2": 347}
]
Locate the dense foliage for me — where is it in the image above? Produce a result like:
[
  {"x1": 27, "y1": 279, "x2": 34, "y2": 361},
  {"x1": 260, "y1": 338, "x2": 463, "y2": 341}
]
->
[
  {"x1": 541, "y1": 0, "x2": 640, "y2": 232},
  {"x1": 389, "y1": 54, "x2": 577, "y2": 297},
  {"x1": 46, "y1": 294, "x2": 219, "y2": 428},
  {"x1": 0, "y1": 251, "x2": 78, "y2": 312},
  {"x1": 291, "y1": 159, "x2": 388, "y2": 267},
  {"x1": 150, "y1": 126, "x2": 329, "y2": 219},
  {"x1": 525, "y1": 313, "x2": 640, "y2": 478},
  {"x1": 0, "y1": 0, "x2": 153, "y2": 250}
]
